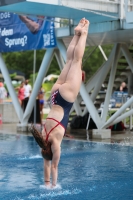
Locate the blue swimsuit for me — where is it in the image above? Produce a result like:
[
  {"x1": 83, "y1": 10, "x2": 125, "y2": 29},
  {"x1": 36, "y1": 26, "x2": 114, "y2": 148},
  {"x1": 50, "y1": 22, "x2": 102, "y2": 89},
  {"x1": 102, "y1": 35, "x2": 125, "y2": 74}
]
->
[
  {"x1": 44, "y1": 90, "x2": 73, "y2": 138},
  {"x1": 51, "y1": 90, "x2": 74, "y2": 129}
]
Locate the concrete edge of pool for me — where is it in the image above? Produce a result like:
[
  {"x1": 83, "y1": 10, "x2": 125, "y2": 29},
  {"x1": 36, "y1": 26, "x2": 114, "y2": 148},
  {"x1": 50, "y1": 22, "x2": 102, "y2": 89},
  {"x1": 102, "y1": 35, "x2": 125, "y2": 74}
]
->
[{"x1": 0, "y1": 122, "x2": 133, "y2": 145}]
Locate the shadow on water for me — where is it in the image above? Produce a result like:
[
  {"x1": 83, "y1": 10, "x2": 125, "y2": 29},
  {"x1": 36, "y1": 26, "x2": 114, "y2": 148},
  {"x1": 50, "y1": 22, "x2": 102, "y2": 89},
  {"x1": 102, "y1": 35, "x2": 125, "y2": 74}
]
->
[{"x1": 0, "y1": 133, "x2": 133, "y2": 200}]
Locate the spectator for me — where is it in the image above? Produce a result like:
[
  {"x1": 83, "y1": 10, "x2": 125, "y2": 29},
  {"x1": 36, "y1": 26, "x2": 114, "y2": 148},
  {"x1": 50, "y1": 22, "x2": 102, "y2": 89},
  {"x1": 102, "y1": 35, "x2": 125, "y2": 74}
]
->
[
  {"x1": 38, "y1": 86, "x2": 45, "y2": 122},
  {"x1": 0, "y1": 82, "x2": 7, "y2": 103},
  {"x1": 119, "y1": 82, "x2": 128, "y2": 92},
  {"x1": 23, "y1": 79, "x2": 32, "y2": 111},
  {"x1": 24, "y1": 79, "x2": 32, "y2": 100},
  {"x1": 15, "y1": 81, "x2": 25, "y2": 106},
  {"x1": 108, "y1": 112, "x2": 126, "y2": 131},
  {"x1": 108, "y1": 121, "x2": 126, "y2": 131}
]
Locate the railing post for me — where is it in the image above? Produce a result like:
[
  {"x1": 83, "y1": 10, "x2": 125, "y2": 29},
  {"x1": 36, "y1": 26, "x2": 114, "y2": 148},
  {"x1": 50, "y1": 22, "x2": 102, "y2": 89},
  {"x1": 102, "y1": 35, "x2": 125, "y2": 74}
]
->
[
  {"x1": 124, "y1": 0, "x2": 128, "y2": 13},
  {"x1": 119, "y1": 0, "x2": 124, "y2": 28}
]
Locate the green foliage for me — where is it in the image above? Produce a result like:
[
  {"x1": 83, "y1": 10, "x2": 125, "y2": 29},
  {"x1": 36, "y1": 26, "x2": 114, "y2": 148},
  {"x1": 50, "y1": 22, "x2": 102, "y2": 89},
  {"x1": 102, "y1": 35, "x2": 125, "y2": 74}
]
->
[
  {"x1": 82, "y1": 44, "x2": 113, "y2": 81},
  {"x1": 46, "y1": 56, "x2": 60, "y2": 75},
  {"x1": 4, "y1": 84, "x2": 8, "y2": 92},
  {"x1": 43, "y1": 83, "x2": 53, "y2": 92},
  {"x1": 42, "y1": 83, "x2": 53, "y2": 100},
  {"x1": 3, "y1": 51, "x2": 35, "y2": 78},
  {"x1": 10, "y1": 72, "x2": 17, "y2": 79},
  {"x1": 60, "y1": 19, "x2": 70, "y2": 27},
  {"x1": 43, "y1": 113, "x2": 48, "y2": 119},
  {"x1": 2, "y1": 50, "x2": 60, "y2": 79},
  {"x1": 2, "y1": 44, "x2": 114, "y2": 87},
  {"x1": 29, "y1": 72, "x2": 38, "y2": 87}
]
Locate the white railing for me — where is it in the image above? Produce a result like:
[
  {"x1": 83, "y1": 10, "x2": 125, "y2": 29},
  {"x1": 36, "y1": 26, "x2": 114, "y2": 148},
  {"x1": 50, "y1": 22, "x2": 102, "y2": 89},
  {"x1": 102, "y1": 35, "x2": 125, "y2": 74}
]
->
[
  {"x1": 61, "y1": 0, "x2": 120, "y2": 5},
  {"x1": 125, "y1": 0, "x2": 133, "y2": 23},
  {"x1": 27, "y1": 0, "x2": 133, "y2": 25},
  {"x1": 60, "y1": 0, "x2": 133, "y2": 23},
  {"x1": 61, "y1": 0, "x2": 120, "y2": 13},
  {"x1": 126, "y1": 0, "x2": 133, "y2": 11}
]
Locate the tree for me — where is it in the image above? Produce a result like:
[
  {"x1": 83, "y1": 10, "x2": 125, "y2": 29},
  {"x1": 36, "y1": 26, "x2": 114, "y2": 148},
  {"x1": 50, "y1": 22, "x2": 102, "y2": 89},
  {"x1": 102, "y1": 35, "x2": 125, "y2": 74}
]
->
[
  {"x1": 2, "y1": 44, "x2": 113, "y2": 82},
  {"x1": 82, "y1": 44, "x2": 113, "y2": 81},
  {"x1": 2, "y1": 50, "x2": 60, "y2": 79}
]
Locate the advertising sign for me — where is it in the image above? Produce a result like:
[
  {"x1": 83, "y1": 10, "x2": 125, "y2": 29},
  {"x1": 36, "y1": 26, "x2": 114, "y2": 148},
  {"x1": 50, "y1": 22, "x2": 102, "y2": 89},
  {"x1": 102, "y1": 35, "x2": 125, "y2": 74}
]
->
[{"x1": 0, "y1": 12, "x2": 56, "y2": 52}]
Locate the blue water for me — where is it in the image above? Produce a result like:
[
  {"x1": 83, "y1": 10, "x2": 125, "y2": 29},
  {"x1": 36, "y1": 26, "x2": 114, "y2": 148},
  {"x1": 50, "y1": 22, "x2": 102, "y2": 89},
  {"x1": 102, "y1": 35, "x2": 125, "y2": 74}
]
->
[{"x1": 0, "y1": 133, "x2": 133, "y2": 200}]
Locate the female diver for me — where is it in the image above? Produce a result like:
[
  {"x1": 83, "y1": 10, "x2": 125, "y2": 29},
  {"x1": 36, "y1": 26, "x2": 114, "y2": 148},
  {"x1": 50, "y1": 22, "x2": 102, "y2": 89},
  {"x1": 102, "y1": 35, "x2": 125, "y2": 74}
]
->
[{"x1": 30, "y1": 18, "x2": 90, "y2": 188}]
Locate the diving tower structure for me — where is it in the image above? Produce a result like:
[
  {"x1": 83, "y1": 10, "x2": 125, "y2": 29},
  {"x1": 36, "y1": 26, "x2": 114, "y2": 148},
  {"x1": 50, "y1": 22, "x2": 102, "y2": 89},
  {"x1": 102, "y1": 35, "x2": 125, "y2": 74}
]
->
[{"x1": 0, "y1": 0, "x2": 133, "y2": 135}]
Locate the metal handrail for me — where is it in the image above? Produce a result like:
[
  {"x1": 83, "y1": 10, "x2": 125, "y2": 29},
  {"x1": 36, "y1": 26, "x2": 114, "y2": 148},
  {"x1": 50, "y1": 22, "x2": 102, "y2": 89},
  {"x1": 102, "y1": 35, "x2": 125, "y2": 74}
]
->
[{"x1": 61, "y1": 0, "x2": 120, "y2": 5}]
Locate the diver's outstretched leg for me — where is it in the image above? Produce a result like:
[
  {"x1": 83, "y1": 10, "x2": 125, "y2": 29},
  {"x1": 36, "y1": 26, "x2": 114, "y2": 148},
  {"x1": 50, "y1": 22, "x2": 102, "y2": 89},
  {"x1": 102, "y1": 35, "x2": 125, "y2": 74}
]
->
[
  {"x1": 73, "y1": 20, "x2": 89, "y2": 61},
  {"x1": 51, "y1": 18, "x2": 86, "y2": 93},
  {"x1": 66, "y1": 18, "x2": 86, "y2": 61},
  {"x1": 59, "y1": 19, "x2": 90, "y2": 102}
]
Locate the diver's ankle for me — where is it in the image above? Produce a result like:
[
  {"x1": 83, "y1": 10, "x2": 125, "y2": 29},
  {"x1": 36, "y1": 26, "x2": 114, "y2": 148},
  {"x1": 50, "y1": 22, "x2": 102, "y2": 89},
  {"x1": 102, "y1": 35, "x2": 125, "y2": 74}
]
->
[
  {"x1": 51, "y1": 183, "x2": 56, "y2": 188},
  {"x1": 45, "y1": 180, "x2": 50, "y2": 186}
]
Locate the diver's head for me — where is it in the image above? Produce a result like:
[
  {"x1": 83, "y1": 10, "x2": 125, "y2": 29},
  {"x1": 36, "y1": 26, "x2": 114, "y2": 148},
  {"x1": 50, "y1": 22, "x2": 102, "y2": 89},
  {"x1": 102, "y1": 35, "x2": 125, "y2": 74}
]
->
[{"x1": 25, "y1": 79, "x2": 29, "y2": 85}]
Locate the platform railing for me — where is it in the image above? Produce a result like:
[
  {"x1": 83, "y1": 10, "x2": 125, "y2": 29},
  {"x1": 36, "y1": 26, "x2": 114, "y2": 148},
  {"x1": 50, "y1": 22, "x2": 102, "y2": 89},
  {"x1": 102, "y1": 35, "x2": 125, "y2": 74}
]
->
[
  {"x1": 61, "y1": 0, "x2": 133, "y2": 23},
  {"x1": 125, "y1": 0, "x2": 133, "y2": 23},
  {"x1": 61, "y1": 0, "x2": 120, "y2": 13}
]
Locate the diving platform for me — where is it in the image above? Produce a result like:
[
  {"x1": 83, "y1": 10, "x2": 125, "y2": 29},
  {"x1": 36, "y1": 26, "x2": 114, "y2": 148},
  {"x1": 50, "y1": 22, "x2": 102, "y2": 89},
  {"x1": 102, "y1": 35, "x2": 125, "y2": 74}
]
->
[{"x1": 0, "y1": 0, "x2": 133, "y2": 46}]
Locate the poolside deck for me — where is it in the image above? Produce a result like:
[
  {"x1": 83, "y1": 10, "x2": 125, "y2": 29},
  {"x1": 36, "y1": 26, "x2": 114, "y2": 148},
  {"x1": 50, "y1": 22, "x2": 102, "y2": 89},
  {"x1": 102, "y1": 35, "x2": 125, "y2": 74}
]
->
[{"x1": 0, "y1": 122, "x2": 133, "y2": 146}]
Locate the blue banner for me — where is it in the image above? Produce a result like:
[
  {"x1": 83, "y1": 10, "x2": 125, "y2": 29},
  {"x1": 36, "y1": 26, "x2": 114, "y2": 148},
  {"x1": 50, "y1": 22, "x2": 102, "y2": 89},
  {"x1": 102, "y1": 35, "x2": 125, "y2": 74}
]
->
[{"x1": 0, "y1": 12, "x2": 56, "y2": 52}]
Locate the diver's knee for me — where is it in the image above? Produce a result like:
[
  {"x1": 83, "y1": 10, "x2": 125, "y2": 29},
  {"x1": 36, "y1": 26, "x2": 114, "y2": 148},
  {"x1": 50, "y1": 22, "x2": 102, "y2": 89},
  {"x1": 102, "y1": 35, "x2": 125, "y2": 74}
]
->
[
  {"x1": 51, "y1": 164, "x2": 58, "y2": 170},
  {"x1": 72, "y1": 58, "x2": 82, "y2": 67}
]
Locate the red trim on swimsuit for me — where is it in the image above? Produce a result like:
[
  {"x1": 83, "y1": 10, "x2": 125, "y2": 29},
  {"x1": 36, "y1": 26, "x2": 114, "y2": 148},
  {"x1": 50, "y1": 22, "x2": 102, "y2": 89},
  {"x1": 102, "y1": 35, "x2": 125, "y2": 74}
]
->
[{"x1": 44, "y1": 118, "x2": 65, "y2": 141}]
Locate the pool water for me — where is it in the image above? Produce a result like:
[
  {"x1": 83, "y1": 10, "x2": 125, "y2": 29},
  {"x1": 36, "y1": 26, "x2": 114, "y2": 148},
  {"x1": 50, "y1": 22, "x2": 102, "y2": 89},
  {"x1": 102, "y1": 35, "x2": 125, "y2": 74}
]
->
[{"x1": 0, "y1": 133, "x2": 133, "y2": 200}]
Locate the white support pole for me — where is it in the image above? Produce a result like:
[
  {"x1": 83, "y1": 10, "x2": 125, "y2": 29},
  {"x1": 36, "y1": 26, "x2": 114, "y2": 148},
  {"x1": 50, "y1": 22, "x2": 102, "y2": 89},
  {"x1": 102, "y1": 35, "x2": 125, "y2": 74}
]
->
[
  {"x1": 56, "y1": 39, "x2": 67, "y2": 62},
  {"x1": 103, "y1": 96, "x2": 133, "y2": 128},
  {"x1": 101, "y1": 43, "x2": 121, "y2": 124},
  {"x1": 85, "y1": 63, "x2": 108, "y2": 93},
  {"x1": 0, "y1": 54, "x2": 23, "y2": 122},
  {"x1": 119, "y1": 0, "x2": 124, "y2": 28},
  {"x1": 70, "y1": 95, "x2": 82, "y2": 113},
  {"x1": 22, "y1": 48, "x2": 54, "y2": 124},
  {"x1": 122, "y1": 94, "x2": 127, "y2": 126},
  {"x1": 112, "y1": 108, "x2": 133, "y2": 125},
  {"x1": 82, "y1": 44, "x2": 116, "y2": 116},
  {"x1": 73, "y1": 98, "x2": 82, "y2": 116},
  {"x1": 90, "y1": 63, "x2": 110, "y2": 101},
  {"x1": 80, "y1": 82, "x2": 102, "y2": 129},
  {"x1": 124, "y1": 0, "x2": 128, "y2": 13},
  {"x1": 86, "y1": 44, "x2": 116, "y2": 93},
  {"x1": 86, "y1": 113, "x2": 91, "y2": 130},
  {"x1": 130, "y1": 103, "x2": 133, "y2": 130},
  {"x1": 54, "y1": 49, "x2": 65, "y2": 70},
  {"x1": 33, "y1": 49, "x2": 36, "y2": 125},
  {"x1": 82, "y1": 106, "x2": 88, "y2": 116},
  {"x1": 121, "y1": 44, "x2": 133, "y2": 72},
  {"x1": 33, "y1": 50, "x2": 36, "y2": 85},
  {"x1": 98, "y1": 45, "x2": 108, "y2": 61}
]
